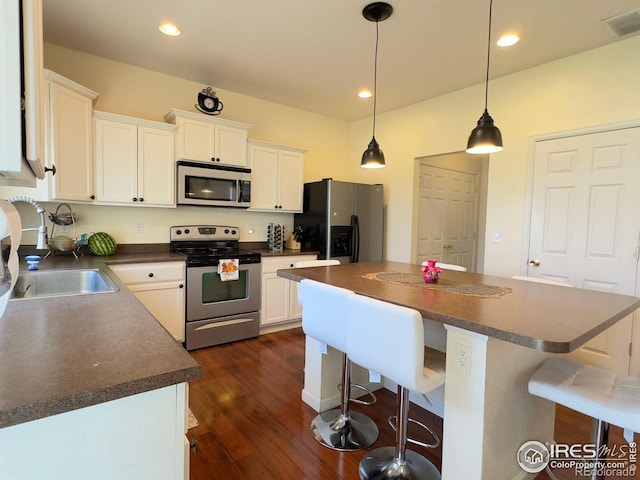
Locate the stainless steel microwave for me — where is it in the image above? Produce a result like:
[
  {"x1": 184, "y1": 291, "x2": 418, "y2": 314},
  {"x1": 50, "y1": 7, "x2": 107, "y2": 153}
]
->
[{"x1": 177, "y1": 160, "x2": 251, "y2": 208}]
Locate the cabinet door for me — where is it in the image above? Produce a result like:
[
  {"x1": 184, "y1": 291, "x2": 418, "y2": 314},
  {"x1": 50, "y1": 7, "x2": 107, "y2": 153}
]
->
[
  {"x1": 261, "y1": 272, "x2": 291, "y2": 326},
  {"x1": 278, "y1": 150, "x2": 304, "y2": 212},
  {"x1": 176, "y1": 117, "x2": 214, "y2": 162},
  {"x1": 215, "y1": 124, "x2": 247, "y2": 167},
  {"x1": 95, "y1": 118, "x2": 138, "y2": 204},
  {"x1": 49, "y1": 81, "x2": 94, "y2": 202},
  {"x1": 128, "y1": 282, "x2": 185, "y2": 342},
  {"x1": 249, "y1": 145, "x2": 279, "y2": 210},
  {"x1": 138, "y1": 126, "x2": 175, "y2": 206}
]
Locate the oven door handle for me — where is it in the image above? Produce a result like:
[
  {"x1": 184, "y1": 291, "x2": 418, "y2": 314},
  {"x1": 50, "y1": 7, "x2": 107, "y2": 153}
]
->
[{"x1": 194, "y1": 317, "x2": 256, "y2": 330}]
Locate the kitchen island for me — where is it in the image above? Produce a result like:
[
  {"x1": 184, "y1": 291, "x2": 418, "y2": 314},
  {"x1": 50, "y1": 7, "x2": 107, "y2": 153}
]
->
[
  {"x1": 0, "y1": 251, "x2": 201, "y2": 480},
  {"x1": 278, "y1": 261, "x2": 640, "y2": 480}
]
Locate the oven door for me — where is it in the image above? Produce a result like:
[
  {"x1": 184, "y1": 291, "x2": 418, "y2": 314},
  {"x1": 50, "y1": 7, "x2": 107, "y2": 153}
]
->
[{"x1": 186, "y1": 262, "x2": 261, "y2": 321}]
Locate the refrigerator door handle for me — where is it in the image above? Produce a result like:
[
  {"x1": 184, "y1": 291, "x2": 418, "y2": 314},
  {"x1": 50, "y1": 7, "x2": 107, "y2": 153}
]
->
[{"x1": 351, "y1": 214, "x2": 360, "y2": 263}]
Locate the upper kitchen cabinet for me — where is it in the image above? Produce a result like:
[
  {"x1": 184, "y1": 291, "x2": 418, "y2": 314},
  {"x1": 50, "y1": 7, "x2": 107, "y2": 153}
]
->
[
  {"x1": 0, "y1": 0, "x2": 45, "y2": 187},
  {"x1": 0, "y1": 70, "x2": 99, "y2": 202},
  {"x1": 248, "y1": 140, "x2": 306, "y2": 212},
  {"x1": 164, "y1": 109, "x2": 252, "y2": 168},
  {"x1": 94, "y1": 111, "x2": 176, "y2": 207}
]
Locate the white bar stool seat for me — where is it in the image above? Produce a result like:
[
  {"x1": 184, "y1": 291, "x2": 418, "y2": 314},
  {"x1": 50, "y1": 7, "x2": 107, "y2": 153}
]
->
[
  {"x1": 529, "y1": 357, "x2": 640, "y2": 435},
  {"x1": 347, "y1": 293, "x2": 444, "y2": 480},
  {"x1": 299, "y1": 278, "x2": 379, "y2": 451}
]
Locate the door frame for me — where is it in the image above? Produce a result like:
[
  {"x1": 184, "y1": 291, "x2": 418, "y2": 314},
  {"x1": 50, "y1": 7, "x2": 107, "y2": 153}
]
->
[
  {"x1": 411, "y1": 150, "x2": 489, "y2": 273},
  {"x1": 521, "y1": 119, "x2": 640, "y2": 376}
]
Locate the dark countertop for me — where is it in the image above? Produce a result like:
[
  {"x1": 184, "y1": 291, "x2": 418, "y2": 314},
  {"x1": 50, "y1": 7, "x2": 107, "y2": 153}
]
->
[
  {"x1": 0, "y1": 250, "x2": 201, "y2": 429},
  {"x1": 278, "y1": 261, "x2": 640, "y2": 353}
]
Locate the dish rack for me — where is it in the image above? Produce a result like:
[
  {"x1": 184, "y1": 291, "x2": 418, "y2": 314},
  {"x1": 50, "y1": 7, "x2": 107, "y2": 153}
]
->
[{"x1": 46, "y1": 203, "x2": 82, "y2": 259}]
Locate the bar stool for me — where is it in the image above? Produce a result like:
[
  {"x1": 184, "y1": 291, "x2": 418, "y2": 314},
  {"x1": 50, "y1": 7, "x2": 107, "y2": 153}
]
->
[
  {"x1": 299, "y1": 278, "x2": 379, "y2": 451},
  {"x1": 347, "y1": 293, "x2": 445, "y2": 480},
  {"x1": 529, "y1": 358, "x2": 640, "y2": 478}
]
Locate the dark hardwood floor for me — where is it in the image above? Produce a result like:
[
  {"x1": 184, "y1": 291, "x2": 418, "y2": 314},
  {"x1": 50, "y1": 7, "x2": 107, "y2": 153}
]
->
[{"x1": 186, "y1": 328, "x2": 637, "y2": 480}]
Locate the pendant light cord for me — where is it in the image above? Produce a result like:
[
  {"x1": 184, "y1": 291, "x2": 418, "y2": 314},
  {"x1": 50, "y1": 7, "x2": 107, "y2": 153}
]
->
[
  {"x1": 372, "y1": 20, "x2": 380, "y2": 136},
  {"x1": 484, "y1": 0, "x2": 493, "y2": 111}
]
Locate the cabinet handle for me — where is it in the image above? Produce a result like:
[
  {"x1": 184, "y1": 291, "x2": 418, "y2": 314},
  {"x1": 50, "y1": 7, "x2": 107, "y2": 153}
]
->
[
  {"x1": 179, "y1": 284, "x2": 184, "y2": 288},
  {"x1": 139, "y1": 197, "x2": 144, "y2": 202},
  {"x1": 290, "y1": 264, "x2": 294, "y2": 268},
  {"x1": 90, "y1": 195, "x2": 95, "y2": 200},
  {"x1": 148, "y1": 272, "x2": 154, "y2": 277},
  {"x1": 132, "y1": 197, "x2": 137, "y2": 202},
  {"x1": 45, "y1": 165, "x2": 56, "y2": 176}
]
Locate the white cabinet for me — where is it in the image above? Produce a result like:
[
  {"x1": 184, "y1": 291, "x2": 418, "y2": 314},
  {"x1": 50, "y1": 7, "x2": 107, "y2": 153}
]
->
[
  {"x1": 248, "y1": 140, "x2": 306, "y2": 212},
  {"x1": 0, "y1": 383, "x2": 188, "y2": 480},
  {"x1": 0, "y1": 70, "x2": 98, "y2": 202},
  {"x1": 164, "y1": 108, "x2": 252, "y2": 168},
  {"x1": 0, "y1": 0, "x2": 44, "y2": 187},
  {"x1": 110, "y1": 261, "x2": 186, "y2": 342},
  {"x1": 94, "y1": 111, "x2": 176, "y2": 207},
  {"x1": 260, "y1": 255, "x2": 316, "y2": 328}
]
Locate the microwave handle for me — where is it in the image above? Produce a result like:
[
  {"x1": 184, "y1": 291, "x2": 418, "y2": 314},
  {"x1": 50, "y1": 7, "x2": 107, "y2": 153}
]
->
[{"x1": 238, "y1": 180, "x2": 250, "y2": 203}]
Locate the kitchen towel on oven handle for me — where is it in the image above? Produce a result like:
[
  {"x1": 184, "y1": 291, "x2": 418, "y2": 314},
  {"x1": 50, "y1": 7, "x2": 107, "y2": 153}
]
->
[{"x1": 218, "y1": 259, "x2": 239, "y2": 281}]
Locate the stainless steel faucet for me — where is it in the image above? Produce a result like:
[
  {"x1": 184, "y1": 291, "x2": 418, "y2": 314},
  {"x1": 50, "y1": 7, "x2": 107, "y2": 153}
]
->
[{"x1": 7, "y1": 196, "x2": 49, "y2": 250}]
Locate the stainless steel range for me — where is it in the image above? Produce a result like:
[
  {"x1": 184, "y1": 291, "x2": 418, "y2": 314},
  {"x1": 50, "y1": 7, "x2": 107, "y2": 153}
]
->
[{"x1": 170, "y1": 225, "x2": 261, "y2": 351}]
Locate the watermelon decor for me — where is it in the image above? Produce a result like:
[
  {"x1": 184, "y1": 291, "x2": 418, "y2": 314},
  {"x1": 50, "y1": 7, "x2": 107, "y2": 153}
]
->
[{"x1": 88, "y1": 232, "x2": 117, "y2": 256}]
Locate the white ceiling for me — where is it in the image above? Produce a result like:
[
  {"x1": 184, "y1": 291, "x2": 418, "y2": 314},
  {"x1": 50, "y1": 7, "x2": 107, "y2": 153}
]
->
[{"x1": 42, "y1": 0, "x2": 640, "y2": 122}]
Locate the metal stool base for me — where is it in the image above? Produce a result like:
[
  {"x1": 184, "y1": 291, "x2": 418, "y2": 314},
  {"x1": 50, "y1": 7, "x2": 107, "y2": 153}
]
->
[
  {"x1": 310, "y1": 409, "x2": 379, "y2": 451},
  {"x1": 358, "y1": 447, "x2": 441, "y2": 480}
]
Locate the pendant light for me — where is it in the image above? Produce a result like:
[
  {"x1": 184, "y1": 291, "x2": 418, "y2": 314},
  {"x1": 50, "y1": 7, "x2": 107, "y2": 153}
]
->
[
  {"x1": 466, "y1": 0, "x2": 503, "y2": 154},
  {"x1": 361, "y1": 2, "x2": 393, "y2": 168}
]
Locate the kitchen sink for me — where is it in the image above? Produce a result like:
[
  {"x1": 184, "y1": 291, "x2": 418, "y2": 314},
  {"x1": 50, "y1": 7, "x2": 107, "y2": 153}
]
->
[{"x1": 11, "y1": 269, "x2": 118, "y2": 300}]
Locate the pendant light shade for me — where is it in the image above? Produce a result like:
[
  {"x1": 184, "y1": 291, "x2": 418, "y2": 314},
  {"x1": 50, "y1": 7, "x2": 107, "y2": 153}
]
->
[
  {"x1": 361, "y1": 2, "x2": 393, "y2": 169},
  {"x1": 466, "y1": 0, "x2": 503, "y2": 154}
]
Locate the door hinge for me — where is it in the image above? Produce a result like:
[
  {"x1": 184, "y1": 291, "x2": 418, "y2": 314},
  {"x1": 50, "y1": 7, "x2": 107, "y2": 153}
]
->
[{"x1": 630, "y1": 342, "x2": 633, "y2": 357}]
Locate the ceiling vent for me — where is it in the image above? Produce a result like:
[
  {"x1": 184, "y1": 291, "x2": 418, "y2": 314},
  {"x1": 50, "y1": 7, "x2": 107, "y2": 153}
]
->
[{"x1": 602, "y1": 8, "x2": 640, "y2": 38}]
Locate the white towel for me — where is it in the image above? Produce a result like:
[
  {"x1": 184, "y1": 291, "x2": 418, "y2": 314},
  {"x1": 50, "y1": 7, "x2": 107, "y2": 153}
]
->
[{"x1": 218, "y1": 259, "x2": 239, "y2": 281}]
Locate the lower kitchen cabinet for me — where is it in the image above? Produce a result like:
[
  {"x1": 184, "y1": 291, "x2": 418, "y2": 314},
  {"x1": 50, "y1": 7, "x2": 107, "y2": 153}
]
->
[
  {"x1": 260, "y1": 255, "x2": 316, "y2": 328},
  {"x1": 110, "y1": 261, "x2": 186, "y2": 342},
  {"x1": 0, "y1": 383, "x2": 188, "y2": 480}
]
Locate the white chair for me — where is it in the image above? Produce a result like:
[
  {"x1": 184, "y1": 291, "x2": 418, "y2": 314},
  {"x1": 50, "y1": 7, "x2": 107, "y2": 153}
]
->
[
  {"x1": 299, "y1": 278, "x2": 378, "y2": 451},
  {"x1": 294, "y1": 259, "x2": 340, "y2": 305},
  {"x1": 422, "y1": 261, "x2": 466, "y2": 272},
  {"x1": 347, "y1": 293, "x2": 445, "y2": 480},
  {"x1": 511, "y1": 275, "x2": 571, "y2": 286},
  {"x1": 529, "y1": 358, "x2": 640, "y2": 478},
  {"x1": 294, "y1": 259, "x2": 340, "y2": 269},
  {"x1": 520, "y1": 275, "x2": 639, "y2": 478}
]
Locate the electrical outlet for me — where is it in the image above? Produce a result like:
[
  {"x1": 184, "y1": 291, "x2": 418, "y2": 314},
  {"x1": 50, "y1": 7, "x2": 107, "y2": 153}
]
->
[
  {"x1": 135, "y1": 222, "x2": 144, "y2": 234},
  {"x1": 456, "y1": 342, "x2": 472, "y2": 374},
  {"x1": 58, "y1": 225, "x2": 70, "y2": 234}
]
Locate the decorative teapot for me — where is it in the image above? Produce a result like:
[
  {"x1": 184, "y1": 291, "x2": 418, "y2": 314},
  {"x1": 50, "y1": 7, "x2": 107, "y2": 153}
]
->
[{"x1": 421, "y1": 259, "x2": 442, "y2": 283}]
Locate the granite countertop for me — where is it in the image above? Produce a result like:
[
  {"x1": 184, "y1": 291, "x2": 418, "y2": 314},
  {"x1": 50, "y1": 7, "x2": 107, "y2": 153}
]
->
[
  {"x1": 279, "y1": 260, "x2": 640, "y2": 353},
  {"x1": 0, "y1": 249, "x2": 201, "y2": 429}
]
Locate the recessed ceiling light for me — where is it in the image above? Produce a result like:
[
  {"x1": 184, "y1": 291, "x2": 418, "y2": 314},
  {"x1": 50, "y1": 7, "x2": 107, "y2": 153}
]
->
[
  {"x1": 497, "y1": 34, "x2": 519, "y2": 47},
  {"x1": 159, "y1": 23, "x2": 181, "y2": 36},
  {"x1": 359, "y1": 90, "x2": 373, "y2": 99}
]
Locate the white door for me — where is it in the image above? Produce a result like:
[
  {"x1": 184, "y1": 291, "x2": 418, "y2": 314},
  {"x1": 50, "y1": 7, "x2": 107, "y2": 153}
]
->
[
  {"x1": 416, "y1": 164, "x2": 478, "y2": 270},
  {"x1": 528, "y1": 126, "x2": 640, "y2": 373}
]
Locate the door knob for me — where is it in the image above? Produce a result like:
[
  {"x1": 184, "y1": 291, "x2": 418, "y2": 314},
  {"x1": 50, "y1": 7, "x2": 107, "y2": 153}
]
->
[{"x1": 528, "y1": 259, "x2": 540, "y2": 266}]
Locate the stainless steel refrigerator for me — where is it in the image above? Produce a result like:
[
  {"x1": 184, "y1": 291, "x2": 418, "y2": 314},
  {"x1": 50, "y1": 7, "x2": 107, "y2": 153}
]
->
[{"x1": 294, "y1": 179, "x2": 384, "y2": 263}]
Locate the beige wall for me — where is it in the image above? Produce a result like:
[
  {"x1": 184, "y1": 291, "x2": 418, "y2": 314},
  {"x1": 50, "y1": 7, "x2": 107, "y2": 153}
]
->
[
  {"x1": 14, "y1": 39, "x2": 640, "y2": 269},
  {"x1": 348, "y1": 36, "x2": 640, "y2": 275}
]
